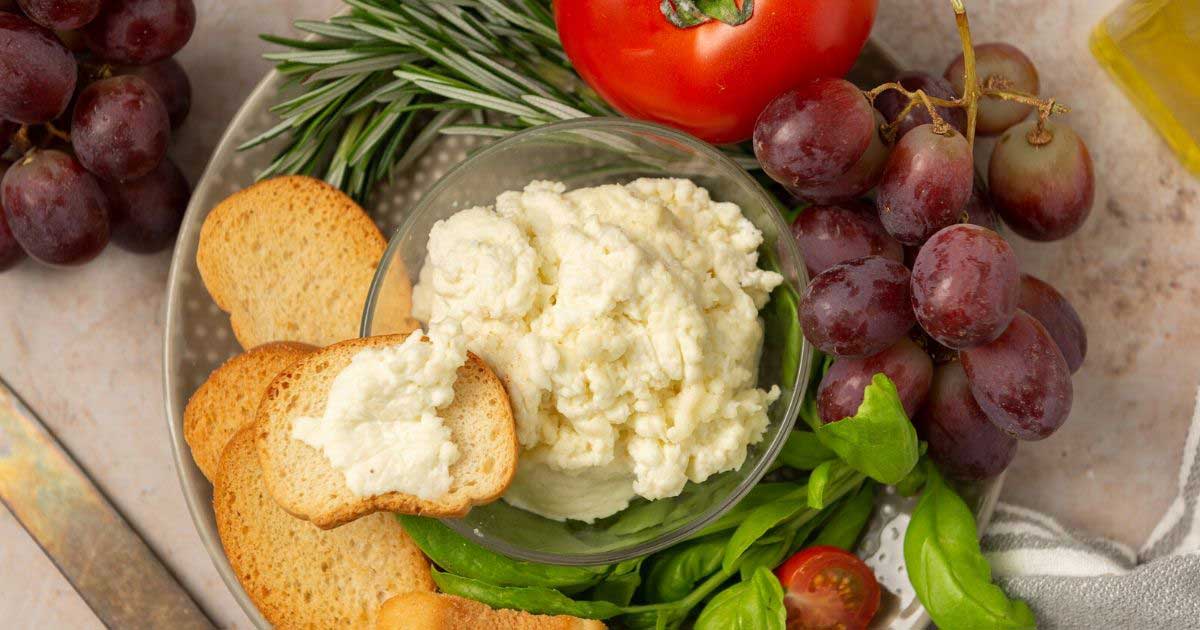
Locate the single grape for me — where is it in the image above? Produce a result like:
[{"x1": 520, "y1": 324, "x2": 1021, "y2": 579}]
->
[
  {"x1": 989, "y1": 120, "x2": 1094, "y2": 242},
  {"x1": 1, "y1": 149, "x2": 109, "y2": 265},
  {"x1": 0, "y1": 13, "x2": 77, "y2": 124},
  {"x1": 101, "y1": 157, "x2": 189, "y2": 253},
  {"x1": 945, "y1": 42, "x2": 1039, "y2": 136},
  {"x1": 818, "y1": 337, "x2": 933, "y2": 424},
  {"x1": 874, "y1": 71, "x2": 967, "y2": 139},
  {"x1": 754, "y1": 78, "x2": 877, "y2": 189},
  {"x1": 876, "y1": 124, "x2": 973, "y2": 246},
  {"x1": 799, "y1": 256, "x2": 915, "y2": 358},
  {"x1": 72, "y1": 75, "x2": 170, "y2": 182},
  {"x1": 0, "y1": 160, "x2": 25, "y2": 271},
  {"x1": 1018, "y1": 273, "x2": 1086, "y2": 373},
  {"x1": 792, "y1": 110, "x2": 890, "y2": 204},
  {"x1": 790, "y1": 201, "x2": 904, "y2": 277},
  {"x1": 83, "y1": 0, "x2": 195, "y2": 65},
  {"x1": 17, "y1": 0, "x2": 101, "y2": 30},
  {"x1": 964, "y1": 176, "x2": 1001, "y2": 232},
  {"x1": 915, "y1": 361, "x2": 1018, "y2": 480},
  {"x1": 911, "y1": 224, "x2": 1019, "y2": 349},
  {"x1": 961, "y1": 310, "x2": 1073, "y2": 440},
  {"x1": 119, "y1": 58, "x2": 191, "y2": 128}
]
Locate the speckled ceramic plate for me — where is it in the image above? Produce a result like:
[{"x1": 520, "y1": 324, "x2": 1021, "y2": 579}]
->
[{"x1": 163, "y1": 40, "x2": 1002, "y2": 629}]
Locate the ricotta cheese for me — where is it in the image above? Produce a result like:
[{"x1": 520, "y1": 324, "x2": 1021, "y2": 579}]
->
[
  {"x1": 412, "y1": 178, "x2": 782, "y2": 522},
  {"x1": 291, "y1": 329, "x2": 465, "y2": 499}
]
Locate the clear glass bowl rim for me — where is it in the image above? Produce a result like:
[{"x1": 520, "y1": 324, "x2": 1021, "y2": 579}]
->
[{"x1": 361, "y1": 116, "x2": 812, "y2": 565}]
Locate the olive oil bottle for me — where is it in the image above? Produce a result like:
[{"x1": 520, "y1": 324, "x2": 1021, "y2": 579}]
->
[{"x1": 1091, "y1": 0, "x2": 1200, "y2": 176}]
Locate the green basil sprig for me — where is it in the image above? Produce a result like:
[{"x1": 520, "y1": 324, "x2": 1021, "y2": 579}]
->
[
  {"x1": 398, "y1": 516, "x2": 607, "y2": 590},
  {"x1": 904, "y1": 462, "x2": 1037, "y2": 630},
  {"x1": 694, "y1": 567, "x2": 787, "y2": 630},
  {"x1": 777, "y1": 430, "x2": 836, "y2": 470},
  {"x1": 812, "y1": 373, "x2": 920, "y2": 485},
  {"x1": 432, "y1": 570, "x2": 624, "y2": 619},
  {"x1": 642, "y1": 537, "x2": 726, "y2": 603},
  {"x1": 588, "y1": 558, "x2": 643, "y2": 607},
  {"x1": 693, "y1": 482, "x2": 801, "y2": 538},
  {"x1": 812, "y1": 482, "x2": 877, "y2": 550}
]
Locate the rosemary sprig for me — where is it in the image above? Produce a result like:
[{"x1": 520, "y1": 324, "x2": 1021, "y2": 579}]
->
[{"x1": 248, "y1": 0, "x2": 615, "y2": 203}]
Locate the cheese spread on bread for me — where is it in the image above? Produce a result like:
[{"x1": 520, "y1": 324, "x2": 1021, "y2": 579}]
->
[
  {"x1": 412, "y1": 179, "x2": 782, "y2": 522},
  {"x1": 292, "y1": 330, "x2": 464, "y2": 498}
]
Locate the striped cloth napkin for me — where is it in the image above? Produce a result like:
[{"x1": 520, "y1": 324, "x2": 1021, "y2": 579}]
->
[{"x1": 981, "y1": 388, "x2": 1200, "y2": 629}]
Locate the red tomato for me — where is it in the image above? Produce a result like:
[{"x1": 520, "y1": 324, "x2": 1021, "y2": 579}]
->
[
  {"x1": 775, "y1": 546, "x2": 881, "y2": 630},
  {"x1": 553, "y1": 0, "x2": 879, "y2": 144}
]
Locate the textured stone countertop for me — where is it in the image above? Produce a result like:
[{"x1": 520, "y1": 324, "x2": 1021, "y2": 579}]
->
[{"x1": 1, "y1": 0, "x2": 1197, "y2": 627}]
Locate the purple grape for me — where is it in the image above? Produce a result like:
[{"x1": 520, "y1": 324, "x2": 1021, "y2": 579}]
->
[
  {"x1": 961, "y1": 310, "x2": 1073, "y2": 440},
  {"x1": 0, "y1": 160, "x2": 25, "y2": 270},
  {"x1": 790, "y1": 201, "x2": 903, "y2": 277},
  {"x1": 799, "y1": 256, "x2": 915, "y2": 358},
  {"x1": 945, "y1": 43, "x2": 1039, "y2": 136},
  {"x1": 100, "y1": 157, "x2": 189, "y2": 253},
  {"x1": 989, "y1": 120, "x2": 1094, "y2": 242},
  {"x1": 754, "y1": 78, "x2": 877, "y2": 189},
  {"x1": 1018, "y1": 274, "x2": 1086, "y2": 373},
  {"x1": 119, "y1": 58, "x2": 191, "y2": 128},
  {"x1": 874, "y1": 71, "x2": 967, "y2": 140},
  {"x1": 0, "y1": 12, "x2": 77, "y2": 124},
  {"x1": 1, "y1": 149, "x2": 109, "y2": 265},
  {"x1": 792, "y1": 110, "x2": 891, "y2": 204},
  {"x1": 83, "y1": 0, "x2": 195, "y2": 65},
  {"x1": 876, "y1": 124, "x2": 973, "y2": 245},
  {"x1": 818, "y1": 337, "x2": 933, "y2": 424},
  {"x1": 911, "y1": 224, "x2": 1019, "y2": 349},
  {"x1": 72, "y1": 75, "x2": 170, "y2": 182},
  {"x1": 17, "y1": 0, "x2": 101, "y2": 30},
  {"x1": 916, "y1": 361, "x2": 1018, "y2": 480}
]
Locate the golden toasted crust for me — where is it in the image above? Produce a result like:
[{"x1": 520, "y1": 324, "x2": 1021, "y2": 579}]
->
[
  {"x1": 184, "y1": 342, "x2": 315, "y2": 481},
  {"x1": 214, "y1": 429, "x2": 434, "y2": 629},
  {"x1": 196, "y1": 175, "x2": 395, "y2": 349},
  {"x1": 376, "y1": 592, "x2": 607, "y2": 630},
  {"x1": 256, "y1": 333, "x2": 518, "y2": 529}
]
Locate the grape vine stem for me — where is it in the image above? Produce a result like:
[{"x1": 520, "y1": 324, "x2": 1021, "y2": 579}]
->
[{"x1": 864, "y1": 0, "x2": 1069, "y2": 149}]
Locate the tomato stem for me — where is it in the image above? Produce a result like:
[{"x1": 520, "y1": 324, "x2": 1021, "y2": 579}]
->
[{"x1": 660, "y1": 0, "x2": 754, "y2": 29}]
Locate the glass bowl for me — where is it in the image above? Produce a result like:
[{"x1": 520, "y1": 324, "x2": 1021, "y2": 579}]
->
[{"x1": 361, "y1": 118, "x2": 811, "y2": 565}]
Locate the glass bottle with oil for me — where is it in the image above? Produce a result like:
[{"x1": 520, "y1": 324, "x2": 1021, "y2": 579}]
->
[{"x1": 1091, "y1": 0, "x2": 1200, "y2": 176}]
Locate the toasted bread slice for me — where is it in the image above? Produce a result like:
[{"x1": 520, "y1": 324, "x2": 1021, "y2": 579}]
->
[
  {"x1": 215, "y1": 429, "x2": 434, "y2": 629},
  {"x1": 377, "y1": 592, "x2": 606, "y2": 630},
  {"x1": 196, "y1": 175, "x2": 401, "y2": 349},
  {"x1": 256, "y1": 333, "x2": 518, "y2": 529},
  {"x1": 184, "y1": 342, "x2": 315, "y2": 482}
]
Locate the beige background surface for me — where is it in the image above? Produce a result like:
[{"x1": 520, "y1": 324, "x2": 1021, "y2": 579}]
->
[{"x1": 1, "y1": 0, "x2": 1197, "y2": 627}]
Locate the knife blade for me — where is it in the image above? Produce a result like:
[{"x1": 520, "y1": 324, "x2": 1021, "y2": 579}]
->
[{"x1": 0, "y1": 377, "x2": 215, "y2": 629}]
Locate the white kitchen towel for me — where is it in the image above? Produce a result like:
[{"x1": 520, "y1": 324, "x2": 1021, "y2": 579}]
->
[{"x1": 980, "y1": 387, "x2": 1200, "y2": 629}]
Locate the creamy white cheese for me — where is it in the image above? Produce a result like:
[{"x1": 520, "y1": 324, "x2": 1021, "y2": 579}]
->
[
  {"x1": 291, "y1": 329, "x2": 465, "y2": 499},
  {"x1": 413, "y1": 178, "x2": 782, "y2": 522}
]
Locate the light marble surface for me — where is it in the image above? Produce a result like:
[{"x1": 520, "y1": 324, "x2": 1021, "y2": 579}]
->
[{"x1": 0, "y1": 0, "x2": 1196, "y2": 628}]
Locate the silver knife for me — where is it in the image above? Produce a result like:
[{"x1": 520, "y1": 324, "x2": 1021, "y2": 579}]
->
[{"x1": 0, "y1": 377, "x2": 216, "y2": 629}]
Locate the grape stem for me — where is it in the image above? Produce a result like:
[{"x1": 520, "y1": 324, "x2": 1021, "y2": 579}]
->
[
  {"x1": 11, "y1": 126, "x2": 33, "y2": 156},
  {"x1": 864, "y1": 0, "x2": 1069, "y2": 149}
]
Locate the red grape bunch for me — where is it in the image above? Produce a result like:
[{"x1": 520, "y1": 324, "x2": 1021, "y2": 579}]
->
[
  {"x1": 755, "y1": 4, "x2": 1093, "y2": 481},
  {"x1": 0, "y1": 0, "x2": 195, "y2": 271}
]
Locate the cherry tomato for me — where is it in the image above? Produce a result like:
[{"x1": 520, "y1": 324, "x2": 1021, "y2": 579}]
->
[
  {"x1": 553, "y1": 0, "x2": 879, "y2": 144},
  {"x1": 775, "y1": 546, "x2": 881, "y2": 630}
]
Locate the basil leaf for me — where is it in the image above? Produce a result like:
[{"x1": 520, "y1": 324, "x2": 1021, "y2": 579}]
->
[
  {"x1": 904, "y1": 463, "x2": 1037, "y2": 630},
  {"x1": 815, "y1": 373, "x2": 919, "y2": 485},
  {"x1": 642, "y1": 537, "x2": 725, "y2": 603},
  {"x1": 813, "y1": 482, "x2": 877, "y2": 550},
  {"x1": 590, "y1": 559, "x2": 643, "y2": 607},
  {"x1": 721, "y1": 484, "x2": 809, "y2": 571},
  {"x1": 432, "y1": 570, "x2": 624, "y2": 620},
  {"x1": 609, "y1": 500, "x2": 676, "y2": 535},
  {"x1": 776, "y1": 430, "x2": 836, "y2": 470},
  {"x1": 806, "y1": 459, "x2": 840, "y2": 509},
  {"x1": 764, "y1": 283, "x2": 803, "y2": 391},
  {"x1": 895, "y1": 457, "x2": 929, "y2": 497},
  {"x1": 694, "y1": 567, "x2": 787, "y2": 630},
  {"x1": 738, "y1": 533, "x2": 792, "y2": 581},
  {"x1": 694, "y1": 482, "x2": 802, "y2": 538},
  {"x1": 399, "y1": 516, "x2": 607, "y2": 590}
]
